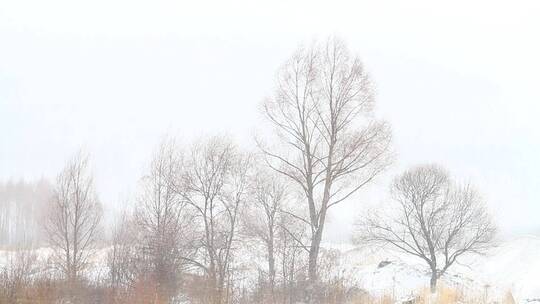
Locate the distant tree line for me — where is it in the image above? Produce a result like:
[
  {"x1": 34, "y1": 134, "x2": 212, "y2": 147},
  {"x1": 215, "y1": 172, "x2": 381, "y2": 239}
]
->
[{"x1": 0, "y1": 179, "x2": 52, "y2": 247}]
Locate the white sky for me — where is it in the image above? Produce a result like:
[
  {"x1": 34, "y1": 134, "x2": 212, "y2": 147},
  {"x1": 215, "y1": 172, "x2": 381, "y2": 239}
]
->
[{"x1": 1, "y1": 0, "x2": 539, "y2": 241}]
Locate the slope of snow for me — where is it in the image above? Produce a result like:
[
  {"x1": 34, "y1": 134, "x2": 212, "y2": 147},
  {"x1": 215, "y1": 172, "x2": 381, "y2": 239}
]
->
[
  {"x1": 474, "y1": 236, "x2": 540, "y2": 301},
  {"x1": 332, "y1": 235, "x2": 540, "y2": 303}
]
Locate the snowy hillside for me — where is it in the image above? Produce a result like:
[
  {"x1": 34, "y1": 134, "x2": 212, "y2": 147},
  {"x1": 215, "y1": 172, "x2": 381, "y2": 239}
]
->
[
  {"x1": 474, "y1": 236, "x2": 540, "y2": 302},
  {"x1": 332, "y1": 235, "x2": 540, "y2": 303}
]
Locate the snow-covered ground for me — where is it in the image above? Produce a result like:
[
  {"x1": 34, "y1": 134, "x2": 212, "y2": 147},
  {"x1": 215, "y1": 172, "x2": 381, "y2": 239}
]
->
[
  {"x1": 331, "y1": 235, "x2": 540, "y2": 303},
  {"x1": 1, "y1": 236, "x2": 539, "y2": 303}
]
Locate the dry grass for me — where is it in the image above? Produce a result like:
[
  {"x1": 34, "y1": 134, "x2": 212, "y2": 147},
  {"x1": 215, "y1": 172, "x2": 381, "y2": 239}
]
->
[
  {"x1": 0, "y1": 276, "x2": 520, "y2": 304},
  {"x1": 345, "y1": 284, "x2": 517, "y2": 304}
]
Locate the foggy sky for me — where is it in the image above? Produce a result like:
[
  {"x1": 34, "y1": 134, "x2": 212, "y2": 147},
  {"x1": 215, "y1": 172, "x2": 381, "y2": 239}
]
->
[{"x1": 1, "y1": 0, "x2": 539, "y2": 242}]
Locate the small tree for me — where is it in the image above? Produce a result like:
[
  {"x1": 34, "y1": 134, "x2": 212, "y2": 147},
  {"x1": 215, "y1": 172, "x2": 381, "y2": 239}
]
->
[
  {"x1": 44, "y1": 153, "x2": 102, "y2": 284},
  {"x1": 243, "y1": 167, "x2": 287, "y2": 302},
  {"x1": 180, "y1": 136, "x2": 251, "y2": 304},
  {"x1": 356, "y1": 164, "x2": 496, "y2": 293},
  {"x1": 133, "y1": 139, "x2": 190, "y2": 299},
  {"x1": 108, "y1": 212, "x2": 139, "y2": 293},
  {"x1": 277, "y1": 211, "x2": 309, "y2": 304}
]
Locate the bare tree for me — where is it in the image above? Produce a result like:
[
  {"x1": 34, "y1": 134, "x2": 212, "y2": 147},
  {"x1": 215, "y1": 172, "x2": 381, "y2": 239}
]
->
[
  {"x1": 132, "y1": 139, "x2": 192, "y2": 299},
  {"x1": 44, "y1": 153, "x2": 102, "y2": 283},
  {"x1": 276, "y1": 213, "x2": 308, "y2": 304},
  {"x1": 355, "y1": 165, "x2": 496, "y2": 293},
  {"x1": 259, "y1": 37, "x2": 392, "y2": 286},
  {"x1": 180, "y1": 136, "x2": 251, "y2": 304},
  {"x1": 107, "y1": 210, "x2": 139, "y2": 293},
  {"x1": 243, "y1": 167, "x2": 287, "y2": 303}
]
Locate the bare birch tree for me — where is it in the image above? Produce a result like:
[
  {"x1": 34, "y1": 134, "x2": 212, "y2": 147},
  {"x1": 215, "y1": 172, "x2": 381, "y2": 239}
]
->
[
  {"x1": 180, "y1": 136, "x2": 251, "y2": 304},
  {"x1": 44, "y1": 153, "x2": 102, "y2": 283},
  {"x1": 355, "y1": 165, "x2": 496, "y2": 292},
  {"x1": 259, "y1": 37, "x2": 392, "y2": 286}
]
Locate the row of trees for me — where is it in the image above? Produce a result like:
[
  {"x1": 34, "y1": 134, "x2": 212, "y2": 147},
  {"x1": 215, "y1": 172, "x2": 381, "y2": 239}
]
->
[
  {"x1": 45, "y1": 138, "x2": 311, "y2": 303},
  {"x1": 1, "y1": 37, "x2": 496, "y2": 303}
]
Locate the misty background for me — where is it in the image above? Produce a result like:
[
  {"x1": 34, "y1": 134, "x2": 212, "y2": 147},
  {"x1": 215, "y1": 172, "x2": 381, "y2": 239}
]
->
[{"x1": 1, "y1": 0, "x2": 539, "y2": 243}]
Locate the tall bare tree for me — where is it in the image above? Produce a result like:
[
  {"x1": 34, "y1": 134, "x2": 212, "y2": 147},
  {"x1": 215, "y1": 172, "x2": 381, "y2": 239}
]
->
[
  {"x1": 180, "y1": 136, "x2": 251, "y2": 304},
  {"x1": 44, "y1": 153, "x2": 102, "y2": 283},
  {"x1": 259, "y1": 37, "x2": 392, "y2": 285},
  {"x1": 356, "y1": 165, "x2": 496, "y2": 292}
]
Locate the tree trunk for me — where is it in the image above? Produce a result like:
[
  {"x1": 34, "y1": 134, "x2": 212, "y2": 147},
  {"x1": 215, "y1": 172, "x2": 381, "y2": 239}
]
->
[
  {"x1": 306, "y1": 224, "x2": 324, "y2": 304},
  {"x1": 430, "y1": 270, "x2": 437, "y2": 294},
  {"x1": 308, "y1": 228, "x2": 323, "y2": 283},
  {"x1": 268, "y1": 242, "x2": 276, "y2": 303},
  {"x1": 208, "y1": 269, "x2": 221, "y2": 304}
]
